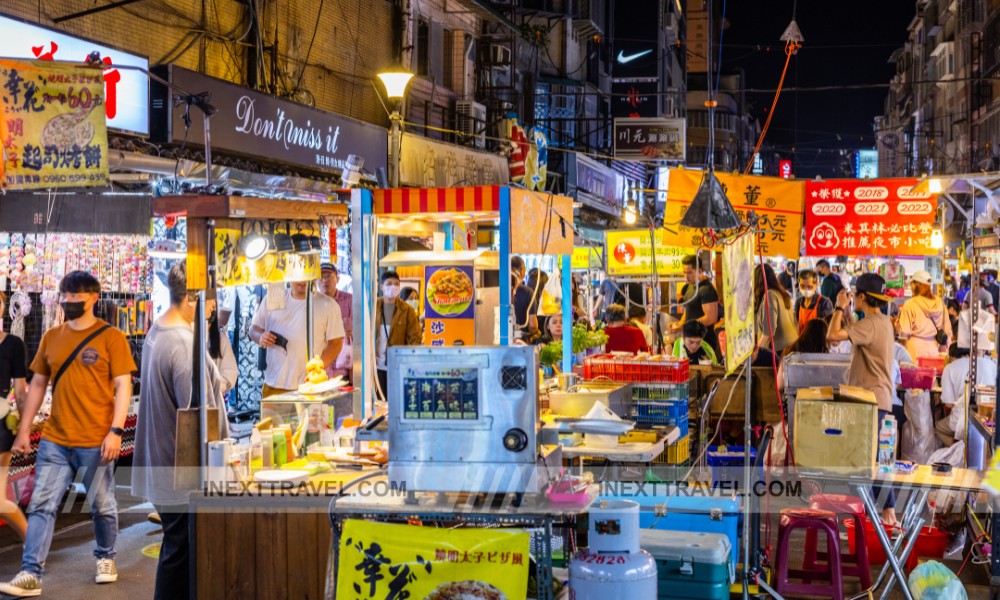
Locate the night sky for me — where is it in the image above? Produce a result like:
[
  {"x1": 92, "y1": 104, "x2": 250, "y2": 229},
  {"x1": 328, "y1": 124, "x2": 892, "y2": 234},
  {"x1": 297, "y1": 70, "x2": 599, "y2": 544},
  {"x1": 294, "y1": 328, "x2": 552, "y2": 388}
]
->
[{"x1": 716, "y1": 1, "x2": 915, "y2": 178}]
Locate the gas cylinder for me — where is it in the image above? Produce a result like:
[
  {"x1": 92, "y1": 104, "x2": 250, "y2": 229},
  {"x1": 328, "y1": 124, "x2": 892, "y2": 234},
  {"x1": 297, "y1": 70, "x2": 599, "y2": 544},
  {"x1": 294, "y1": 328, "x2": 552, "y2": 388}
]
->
[{"x1": 569, "y1": 499, "x2": 657, "y2": 600}]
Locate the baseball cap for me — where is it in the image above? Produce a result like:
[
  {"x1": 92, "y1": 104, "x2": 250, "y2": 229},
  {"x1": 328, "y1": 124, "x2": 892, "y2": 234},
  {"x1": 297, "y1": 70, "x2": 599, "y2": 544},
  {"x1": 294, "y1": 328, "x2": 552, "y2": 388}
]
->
[
  {"x1": 855, "y1": 273, "x2": 892, "y2": 302},
  {"x1": 320, "y1": 263, "x2": 337, "y2": 273},
  {"x1": 908, "y1": 270, "x2": 932, "y2": 285}
]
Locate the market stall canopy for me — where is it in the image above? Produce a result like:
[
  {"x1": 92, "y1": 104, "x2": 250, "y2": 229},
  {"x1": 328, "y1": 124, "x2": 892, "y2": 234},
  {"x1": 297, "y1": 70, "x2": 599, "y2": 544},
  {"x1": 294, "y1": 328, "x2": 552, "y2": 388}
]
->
[{"x1": 379, "y1": 250, "x2": 499, "y2": 271}]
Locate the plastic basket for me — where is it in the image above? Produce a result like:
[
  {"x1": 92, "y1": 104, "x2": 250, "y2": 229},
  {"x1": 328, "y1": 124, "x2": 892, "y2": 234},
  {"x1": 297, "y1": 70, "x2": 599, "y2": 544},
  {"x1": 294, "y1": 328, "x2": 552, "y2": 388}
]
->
[
  {"x1": 917, "y1": 355, "x2": 947, "y2": 375},
  {"x1": 900, "y1": 366, "x2": 936, "y2": 390},
  {"x1": 632, "y1": 399, "x2": 687, "y2": 419},
  {"x1": 632, "y1": 382, "x2": 689, "y2": 401},
  {"x1": 583, "y1": 355, "x2": 689, "y2": 383},
  {"x1": 632, "y1": 413, "x2": 688, "y2": 437},
  {"x1": 654, "y1": 435, "x2": 691, "y2": 464},
  {"x1": 707, "y1": 446, "x2": 760, "y2": 488}
]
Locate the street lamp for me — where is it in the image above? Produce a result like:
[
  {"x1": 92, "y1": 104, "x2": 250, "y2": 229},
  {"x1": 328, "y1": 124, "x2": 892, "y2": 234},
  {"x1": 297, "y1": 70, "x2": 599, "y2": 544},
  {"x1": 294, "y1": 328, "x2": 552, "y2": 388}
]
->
[{"x1": 378, "y1": 67, "x2": 414, "y2": 188}]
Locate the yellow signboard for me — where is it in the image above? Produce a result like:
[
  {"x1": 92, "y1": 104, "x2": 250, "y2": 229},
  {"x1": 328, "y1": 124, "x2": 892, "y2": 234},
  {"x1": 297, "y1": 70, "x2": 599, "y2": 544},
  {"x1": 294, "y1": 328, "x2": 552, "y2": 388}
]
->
[
  {"x1": 337, "y1": 519, "x2": 530, "y2": 600},
  {"x1": 572, "y1": 246, "x2": 604, "y2": 269},
  {"x1": 664, "y1": 168, "x2": 805, "y2": 259},
  {"x1": 0, "y1": 59, "x2": 109, "y2": 189},
  {"x1": 722, "y1": 231, "x2": 756, "y2": 374},
  {"x1": 214, "y1": 228, "x2": 319, "y2": 287},
  {"x1": 605, "y1": 229, "x2": 688, "y2": 277}
]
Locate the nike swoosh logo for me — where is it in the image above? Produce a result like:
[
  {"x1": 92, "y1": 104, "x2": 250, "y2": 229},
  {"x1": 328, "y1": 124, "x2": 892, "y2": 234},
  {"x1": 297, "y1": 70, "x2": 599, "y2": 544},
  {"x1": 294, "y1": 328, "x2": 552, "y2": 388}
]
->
[{"x1": 617, "y1": 49, "x2": 653, "y2": 64}]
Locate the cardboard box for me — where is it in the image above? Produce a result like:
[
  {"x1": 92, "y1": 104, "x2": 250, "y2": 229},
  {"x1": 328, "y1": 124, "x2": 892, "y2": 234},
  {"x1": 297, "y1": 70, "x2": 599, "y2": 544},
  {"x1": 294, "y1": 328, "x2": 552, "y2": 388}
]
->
[{"x1": 794, "y1": 386, "x2": 878, "y2": 474}]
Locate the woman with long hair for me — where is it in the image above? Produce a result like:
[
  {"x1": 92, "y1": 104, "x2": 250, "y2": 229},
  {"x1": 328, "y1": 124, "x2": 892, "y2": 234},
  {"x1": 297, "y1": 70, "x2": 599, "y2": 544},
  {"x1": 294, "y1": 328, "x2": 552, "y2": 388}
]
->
[
  {"x1": 897, "y1": 270, "x2": 950, "y2": 359},
  {"x1": 754, "y1": 264, "x2": 798, "y2": 353}
]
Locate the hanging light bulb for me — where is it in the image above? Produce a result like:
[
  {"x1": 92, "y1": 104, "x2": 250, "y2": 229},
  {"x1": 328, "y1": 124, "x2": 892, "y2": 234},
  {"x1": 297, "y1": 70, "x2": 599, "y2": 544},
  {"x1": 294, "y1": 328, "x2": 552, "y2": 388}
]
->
[
  {"x1": 930, "y1": 228, "x2": 943, "y2": 249},
  {"x1": 624, "y1": 196, "x2": 638, "y2": 225}
]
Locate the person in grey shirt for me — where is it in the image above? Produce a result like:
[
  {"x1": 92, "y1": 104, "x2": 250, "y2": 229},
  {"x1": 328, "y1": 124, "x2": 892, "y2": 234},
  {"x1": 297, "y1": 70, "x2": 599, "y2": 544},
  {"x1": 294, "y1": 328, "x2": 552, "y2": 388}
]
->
[{"x1": 131, "y1": 262, "x2": 227, "y2": 600}]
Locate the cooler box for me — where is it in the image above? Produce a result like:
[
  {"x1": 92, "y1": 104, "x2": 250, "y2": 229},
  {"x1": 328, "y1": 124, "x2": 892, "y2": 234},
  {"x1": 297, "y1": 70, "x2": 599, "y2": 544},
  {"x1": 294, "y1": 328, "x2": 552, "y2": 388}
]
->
[
  {"x1": 794, "y1": 386, "x2": 878, "y2": 475},
  {"x1": 641, "y1": 530, "x2": 734, "y2": 599},
  {"x1": 598, "y1": 491, "x2": 741, "y2": 567}
]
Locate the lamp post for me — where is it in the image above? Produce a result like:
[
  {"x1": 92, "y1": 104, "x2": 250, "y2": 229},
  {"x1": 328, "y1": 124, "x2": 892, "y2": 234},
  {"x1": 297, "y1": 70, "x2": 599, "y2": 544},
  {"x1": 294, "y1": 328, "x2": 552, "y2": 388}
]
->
[{"x1": 378, "y1": 68, "x2": 414, "y2": 188}]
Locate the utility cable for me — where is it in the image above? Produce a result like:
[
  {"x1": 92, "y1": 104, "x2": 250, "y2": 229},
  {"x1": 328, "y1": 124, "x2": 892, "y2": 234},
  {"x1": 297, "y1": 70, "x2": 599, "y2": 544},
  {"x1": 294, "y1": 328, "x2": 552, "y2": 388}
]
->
[{"x1": 744, "y1": 39, "x2": 800, "y2": 174}]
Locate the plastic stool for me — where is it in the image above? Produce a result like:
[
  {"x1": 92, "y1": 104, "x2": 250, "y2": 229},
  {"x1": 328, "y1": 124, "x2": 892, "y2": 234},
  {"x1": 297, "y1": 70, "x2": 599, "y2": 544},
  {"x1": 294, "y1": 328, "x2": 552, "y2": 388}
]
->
[
  {"x1": 804, "y1": 494, "x2": 872, "y2": 589},
  {"x1": 775, "y1": 508, "x2": 844, "y2": 599}
]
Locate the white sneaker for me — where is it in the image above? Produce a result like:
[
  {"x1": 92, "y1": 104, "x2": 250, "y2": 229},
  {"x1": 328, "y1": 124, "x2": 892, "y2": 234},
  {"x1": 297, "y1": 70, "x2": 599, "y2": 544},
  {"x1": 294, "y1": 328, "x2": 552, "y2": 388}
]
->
[
  {"x1": 95, "y1": 559, "x2": 118, "y2": 584},
  {"x1": 0, "y1": 571, "x2": 42, "y2": 597}
]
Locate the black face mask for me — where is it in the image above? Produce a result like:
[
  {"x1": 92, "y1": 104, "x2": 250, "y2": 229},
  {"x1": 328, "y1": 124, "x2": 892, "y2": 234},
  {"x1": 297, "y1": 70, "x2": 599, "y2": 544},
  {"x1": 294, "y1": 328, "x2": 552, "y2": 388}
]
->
[{"x1": 61, "y1": 301, "x2": 87, "y2": 321}]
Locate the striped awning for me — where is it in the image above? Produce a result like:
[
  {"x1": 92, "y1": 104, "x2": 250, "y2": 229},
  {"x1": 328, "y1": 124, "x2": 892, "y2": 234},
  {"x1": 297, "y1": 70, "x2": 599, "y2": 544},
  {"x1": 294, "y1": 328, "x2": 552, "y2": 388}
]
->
[{"x1": 372, "y1": 186, "x2": 501, "y2": 215}]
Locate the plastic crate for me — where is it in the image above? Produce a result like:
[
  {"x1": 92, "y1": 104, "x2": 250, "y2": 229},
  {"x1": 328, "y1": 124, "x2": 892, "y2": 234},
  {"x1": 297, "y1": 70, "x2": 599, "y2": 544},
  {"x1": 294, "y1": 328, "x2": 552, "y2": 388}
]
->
[
  {"x1": 632, "y1": 399, "x2": 687, "y2": 419},
  {"x1": 917, "y1": 355, "x2": 947, "y2": 375},
  {"x1": 654, "y1": 435, "x2": 691, "y2": 464},
  {"x1": 583, "y1": 355, "x2": 690, "y2": 383},
  {"x1": 900, "y1": 365, "x2": 936, "y2": 390},
  {"x1": 633, "y1": 413, "x2": 688, "y2": 438},
  {"x1": 707, "y1": 446, "x2": 760, "y2": 489},
  {"x1": 633, "y1": 382, "x2": 689, "y2": 401}
]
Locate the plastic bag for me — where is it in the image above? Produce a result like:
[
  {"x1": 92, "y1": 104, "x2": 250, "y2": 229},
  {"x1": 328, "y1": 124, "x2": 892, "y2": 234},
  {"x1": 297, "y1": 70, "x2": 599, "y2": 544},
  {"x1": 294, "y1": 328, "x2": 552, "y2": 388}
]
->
[
  {"x1": 902, "y1": 390, "x2": 936, "y2": 464},
  {"x1": 908, "y1": 560, "x2": 967, "y2": 600},
  {"x1": 764, "y1": 421, "x2": 788, "y2": 469}
]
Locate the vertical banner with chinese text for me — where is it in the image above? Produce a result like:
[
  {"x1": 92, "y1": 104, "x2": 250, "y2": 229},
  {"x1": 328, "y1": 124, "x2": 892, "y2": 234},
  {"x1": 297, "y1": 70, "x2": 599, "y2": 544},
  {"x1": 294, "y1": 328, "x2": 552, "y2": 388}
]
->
[
  {"x1": 605, "y1": 229, "x2": 687, "y2": 277},
  {"x1": 423, "y1": 265, "x2": 476, "y2": 346},
  {"x1": 0, "y1": 59, "x2": 109, "y2": 189},
  {"x1": 664, "y1": 168, "x2": 805, "y2": 258},
  {"x1": 803, "y1": 178, "x2": 937, "y2": 256},
  {"x1": 337, "y1": 520, "x2": 530, "y2": 599},
  {"x1": 723, "y1": 232, "x2": 756, "y2": 374}
]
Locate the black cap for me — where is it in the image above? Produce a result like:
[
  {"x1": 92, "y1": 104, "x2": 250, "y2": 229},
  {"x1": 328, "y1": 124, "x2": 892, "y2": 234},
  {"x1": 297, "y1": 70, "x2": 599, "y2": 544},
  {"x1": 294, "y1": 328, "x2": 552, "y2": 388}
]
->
[
  {"x1": 320, "y1": 263, "x2": 336, "y2": 273},
  {"x1": 856, "y1": 273, "x2": 891, "y2": 302}
]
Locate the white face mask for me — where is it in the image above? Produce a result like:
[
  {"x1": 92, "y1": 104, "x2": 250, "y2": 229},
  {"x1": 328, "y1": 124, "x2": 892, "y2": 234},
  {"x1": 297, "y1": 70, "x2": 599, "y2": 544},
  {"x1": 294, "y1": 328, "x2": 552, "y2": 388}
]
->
[
  {"x1": 801, "y1": 288, "x2": 816, "y2": 299},
  {"x1": 383, "y1": 285, "x2": 400, "y2": 299},
  {"x1": 406, "y1": 300, "x2": 419, "y2": 311}
]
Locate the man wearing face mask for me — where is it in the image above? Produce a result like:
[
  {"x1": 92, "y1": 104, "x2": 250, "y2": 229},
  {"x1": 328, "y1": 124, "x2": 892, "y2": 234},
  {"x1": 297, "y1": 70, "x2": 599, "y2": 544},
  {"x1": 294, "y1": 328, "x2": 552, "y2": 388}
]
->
[
  {"x1": 1, "y1": 272, "x2": 137, "y2": 597},
  {"x1": 317, "y1": 263, "x2": 353, "y2": 381},
  {"x1": 793, "y1": 269, "x2": 834, "y2": 335},
  {"x1": 375, "y1": 270, "x2": 421, "y2": 398}
]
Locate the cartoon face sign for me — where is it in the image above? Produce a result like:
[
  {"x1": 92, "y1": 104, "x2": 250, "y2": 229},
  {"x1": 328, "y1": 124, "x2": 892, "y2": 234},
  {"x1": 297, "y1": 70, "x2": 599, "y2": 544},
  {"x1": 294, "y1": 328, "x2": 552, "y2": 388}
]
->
[{"x1": 809, "y1": 223, "x2": 840, "y2": 250}]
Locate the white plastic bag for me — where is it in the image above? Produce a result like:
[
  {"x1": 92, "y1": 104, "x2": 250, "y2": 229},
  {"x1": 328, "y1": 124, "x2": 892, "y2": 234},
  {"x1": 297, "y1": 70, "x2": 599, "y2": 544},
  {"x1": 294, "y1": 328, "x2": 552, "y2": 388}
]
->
[
  {"x1": 583, "y1": 401, "x2": 621, "y2": 449},
  {"x1": 901, "y1": 390, "x2": 937, "y2": 464}
]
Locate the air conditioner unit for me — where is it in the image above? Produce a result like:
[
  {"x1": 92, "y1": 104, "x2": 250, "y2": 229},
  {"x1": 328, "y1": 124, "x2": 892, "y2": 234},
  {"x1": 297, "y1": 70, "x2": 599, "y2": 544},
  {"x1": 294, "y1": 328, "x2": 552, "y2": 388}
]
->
[
  {"x1": 456, "y1": 100, "x2": 487, "y2": 149},
  {"x1": 491, "y1": 44, "x2": 512, "y2": 67}
]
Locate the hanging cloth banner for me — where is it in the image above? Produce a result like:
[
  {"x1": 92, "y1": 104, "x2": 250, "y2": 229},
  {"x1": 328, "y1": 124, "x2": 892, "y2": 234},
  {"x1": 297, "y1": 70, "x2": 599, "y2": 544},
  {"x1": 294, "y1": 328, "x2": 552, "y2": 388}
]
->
[
  {"x1": 0, "y1": 59, "x2": 109, "y2": 190},
  {"x1": 803, "y1": 178, "x2": 937, "y2": 256},
  {"x1": 722, "y1": 231, "x2": 757, "y2": 374},
  {"x1": 664, "y1": 168, "x2": 805, "y2": 258}
]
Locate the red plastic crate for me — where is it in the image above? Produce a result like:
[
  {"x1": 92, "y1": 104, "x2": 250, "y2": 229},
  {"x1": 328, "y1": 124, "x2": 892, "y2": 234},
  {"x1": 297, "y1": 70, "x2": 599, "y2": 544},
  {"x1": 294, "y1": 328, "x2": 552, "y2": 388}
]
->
[
  {"x1": 900, "y1": 365, "x2": 936, "y2": 390},
  {"x1": 917, "y1": 355, "x2": 947, "y2": 375},
  {"x1": 583, "y1": 355, "x2": 689, "y2": 383}
]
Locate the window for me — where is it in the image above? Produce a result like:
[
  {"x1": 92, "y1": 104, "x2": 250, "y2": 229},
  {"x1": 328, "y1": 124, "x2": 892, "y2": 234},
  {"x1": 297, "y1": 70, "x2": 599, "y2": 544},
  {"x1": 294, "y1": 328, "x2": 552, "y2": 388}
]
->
[{"x1": 417, "y1": 20, "x2": 430, "y2": 77}]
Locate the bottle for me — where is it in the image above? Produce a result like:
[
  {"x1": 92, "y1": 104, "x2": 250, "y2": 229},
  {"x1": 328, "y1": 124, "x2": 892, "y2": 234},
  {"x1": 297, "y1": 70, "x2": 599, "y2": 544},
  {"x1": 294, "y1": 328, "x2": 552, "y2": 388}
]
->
[
  {"x1": 878, "y1": 415, "x2": 897, "y2": 473},
  {"x1": 273, "y1": 431, "x2": 287, "y2": 467}
]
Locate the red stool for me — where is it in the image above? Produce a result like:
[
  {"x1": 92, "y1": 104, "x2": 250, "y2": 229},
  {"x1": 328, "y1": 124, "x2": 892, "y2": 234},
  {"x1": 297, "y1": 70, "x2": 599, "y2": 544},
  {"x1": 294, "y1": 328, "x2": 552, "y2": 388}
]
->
[
  {"x1": 804, "y1": 494, "x2": 872, "y2": 589},
  {"x1": 775, "y1": 508, "x2": 844, "y2": 599}
]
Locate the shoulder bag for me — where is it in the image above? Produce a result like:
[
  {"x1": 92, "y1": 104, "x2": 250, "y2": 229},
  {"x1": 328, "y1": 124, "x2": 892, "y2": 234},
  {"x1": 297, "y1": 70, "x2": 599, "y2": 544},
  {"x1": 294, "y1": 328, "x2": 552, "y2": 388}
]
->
[{"x1": 51, "y1": 325, "x2": 111, "y2": 390}]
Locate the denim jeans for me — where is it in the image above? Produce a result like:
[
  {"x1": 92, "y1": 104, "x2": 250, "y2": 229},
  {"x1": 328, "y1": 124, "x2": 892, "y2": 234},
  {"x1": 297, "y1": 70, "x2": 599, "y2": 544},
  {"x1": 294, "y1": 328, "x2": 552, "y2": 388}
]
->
[{"x1": 21, "y1": 439, "x2": 118, "y2": 578}]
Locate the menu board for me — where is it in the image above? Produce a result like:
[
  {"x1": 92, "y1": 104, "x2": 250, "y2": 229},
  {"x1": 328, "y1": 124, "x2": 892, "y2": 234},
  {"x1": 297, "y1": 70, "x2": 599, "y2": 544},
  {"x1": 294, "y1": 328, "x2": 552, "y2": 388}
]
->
[{"x1": 403, "y1": 367, "x2": 479, "y2": 420}]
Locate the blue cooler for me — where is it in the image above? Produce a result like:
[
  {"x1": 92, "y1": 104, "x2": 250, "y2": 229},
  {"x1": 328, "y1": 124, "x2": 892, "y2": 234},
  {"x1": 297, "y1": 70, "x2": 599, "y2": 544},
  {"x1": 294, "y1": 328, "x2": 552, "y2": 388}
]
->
[
  {"x1": 598, "y1": 492, "x2": 742, "y2": 567},
  {"x1": 641, "y1": 530, "x2": 734, "y2": 599}
]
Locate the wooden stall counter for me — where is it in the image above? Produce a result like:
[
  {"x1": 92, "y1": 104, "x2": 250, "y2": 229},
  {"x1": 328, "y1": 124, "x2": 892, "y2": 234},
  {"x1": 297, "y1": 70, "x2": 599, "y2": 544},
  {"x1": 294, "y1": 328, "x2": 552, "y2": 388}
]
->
[{"x1": 191, "y1": 468, "x2": 381, "y2": 600}]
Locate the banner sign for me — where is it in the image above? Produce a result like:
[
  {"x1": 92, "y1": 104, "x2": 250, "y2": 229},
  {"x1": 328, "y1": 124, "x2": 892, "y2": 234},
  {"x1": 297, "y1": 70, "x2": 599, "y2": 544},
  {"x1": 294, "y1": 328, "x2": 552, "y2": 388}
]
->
[
  {"x1": 0, "y1": 15, "x2": 150, "y2": 135},
  {"x1": 423, "y1": 265, "x2": 476, "y2": 346},
  {"x1": 614, "y1": 117, "x2": 685, "y2": 161},
  {"x1": 337, "y1": 520, "x2": 530, "y2": 600},
  {"x1": 567, "y1": 152, "x2": 624, "y2": 216},
  {"x1": 504, "y1": 116, "x2": 547, "y2": 191},
  {"x1": 399, "y1": 132, "x2": 508, "y2": 187},
  {"x1": 803, "y1": 178, "x2": 937, "y2": 256},
  {"x1": 605, "y1": 229, "x2": 687, "y2": 277},
  {"x1": 664, "y1": 168, "x2": 805, "y2": 259},
  {"x1": 214, "y1": 228, "x2": 319, "y2": 286},
  {"x1": 152, "y1": 65, "x2": 388, "y2": 175},
  {"x1": 509, "y1": 189, "x2": 574, "y2": 256},
  {"x1": 571, "y1": 246, "x2": 604, "y2": 269},
  {"x1": 722, "y1": 232, "x2": 756, "y2": 374},
  {"x1": 0, "y1": 58, "x2": 109, "y2": 189}
]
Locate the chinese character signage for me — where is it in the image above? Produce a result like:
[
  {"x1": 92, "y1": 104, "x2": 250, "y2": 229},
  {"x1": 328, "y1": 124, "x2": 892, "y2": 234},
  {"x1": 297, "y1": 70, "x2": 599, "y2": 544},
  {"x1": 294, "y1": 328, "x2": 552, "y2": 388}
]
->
[
  {"x1": 567, "y1": 152, "x2": 624, "y2": 216},
  {"x1": 804, "y1": 178, "x2": 937, "y2": 257},
  {"x1": 398, "y1": 132, "x2": 509, "y2": 187},
  {"x1": 572, "y1": 246, "x2": 604, "y2": 270},
  {"x1": 0, "y1": 59, "x2": 109, "y2": 190},
  {"x1": 0, "y1": 15, "x2": 150, "y2": 135},
  {"x1": 213, "y1": 227, "x2": 320, "y2": 286},
  {"x1": 423, "y1": 265, "x2": 475, "y2": 346},
  {"x1": 337, "y1": 520, "x2": 530, "y2": 600},
  {"x1": 779, "y1": 160, "x2": 792, "y2": 179},
  {"x1": 722, "y1": 232, "x2": 756, "y2": 374},
  {"x1": 614, "y1": 118, "x2": 685, "y2": 161},
  {"x1": 152, "y1": 65, "x2": 388, "y2": 176},
  {"x1": 503, "y1": 116, "x2": 547, "y2": 191},
  {"x1": 403, "y1": 366, "x2": 478, "y2": 420},
  {"x1": 605, "y1": 229, "x2": 687, "y2": 277},
  {"x1": 612, "y1": 80, "x2": 658, "y2": 118},
  {"x1": 664, "y1": 168, "x2": 805, "y2": 259}
]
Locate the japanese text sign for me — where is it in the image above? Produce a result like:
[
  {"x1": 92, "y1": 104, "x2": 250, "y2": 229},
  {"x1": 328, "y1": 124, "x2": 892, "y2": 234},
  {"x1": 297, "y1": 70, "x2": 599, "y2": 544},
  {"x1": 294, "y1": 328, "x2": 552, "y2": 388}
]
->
[
  {"x1": 722, "y1": 231, "x2": 756, "y2": 374},
  {"x1": 0, "y1": 59, "x2": 109, "y2": 190},
  {"x1": 0, "y1": 15, "x2": 149, "y2": 135},
  {"x1": 337, "y1": 519, "x2": 529, "y2": 600},
  {"x1": 423, "y1": 265, "x2": 476, "y2": 346},
  {"x1": 613, "y1": 117, "x2": 685, "y2": 161},
  {"x1": 605, "y1": 229, "x2": 686, "y2": 277},
  {"x1": 664, "y1": 168, "x2": 805, "y2": 259},
  {"x1": 804, "y1": 178, "x2": 937, "y2": 256}
]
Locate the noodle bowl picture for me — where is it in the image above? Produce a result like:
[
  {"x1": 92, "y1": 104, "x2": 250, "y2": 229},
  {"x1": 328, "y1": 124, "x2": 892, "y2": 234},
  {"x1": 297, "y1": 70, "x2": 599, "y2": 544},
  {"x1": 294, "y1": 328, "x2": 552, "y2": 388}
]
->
[{"x1": 426, "y1": 268, "x2": 474, "y2": 316}]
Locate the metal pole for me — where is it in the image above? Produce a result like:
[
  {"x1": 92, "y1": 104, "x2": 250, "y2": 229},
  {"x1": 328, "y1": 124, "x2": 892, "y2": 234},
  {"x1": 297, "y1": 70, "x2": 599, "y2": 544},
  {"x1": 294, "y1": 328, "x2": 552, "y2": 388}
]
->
[
  {"x1": 389, "y1": 111, "x2": 402, "y2": 188},
  {"x1": 306, "y1": 279, "x2": 315, "y2": 363},
  {"x1": 742, "y1": 355, "x2": 753, "y2": 600},
  {"x1": 195, "y1": 291, "x2": 208, "y2": 490},
  {"x1": 561, "y1": 255, "x2": 572, "y2": 374},
  {"x1": 202, "y1": 112, "x2": 212, "y2": 190}
]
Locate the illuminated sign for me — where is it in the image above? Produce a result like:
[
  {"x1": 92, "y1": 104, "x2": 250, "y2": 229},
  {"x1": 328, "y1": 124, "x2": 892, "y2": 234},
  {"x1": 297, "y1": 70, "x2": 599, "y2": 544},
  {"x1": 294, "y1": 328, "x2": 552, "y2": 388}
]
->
[
  {"x1": 0, "y1": 14, "x2": 149, "y2": 135},
  {"x1": 779, "y1": 160, "x2": 792, "y2": 179},
  {"x1": 855, "y1": 149, "x2": 878, "y2": 179}
]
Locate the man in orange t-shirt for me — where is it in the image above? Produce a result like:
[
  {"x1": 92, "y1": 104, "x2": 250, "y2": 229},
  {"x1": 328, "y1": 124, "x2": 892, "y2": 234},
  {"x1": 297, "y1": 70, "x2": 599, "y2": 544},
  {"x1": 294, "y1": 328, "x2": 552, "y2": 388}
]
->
[{"x1": 0, "y1": 271, "x2": 136, "y2": 597}]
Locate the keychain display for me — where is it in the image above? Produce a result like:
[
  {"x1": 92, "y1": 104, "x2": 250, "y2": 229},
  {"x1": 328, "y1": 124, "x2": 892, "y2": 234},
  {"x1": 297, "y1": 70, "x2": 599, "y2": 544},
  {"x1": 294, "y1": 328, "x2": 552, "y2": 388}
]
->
[{"x1": 0, "y1": 233, "x2": 150, "y2": 294}]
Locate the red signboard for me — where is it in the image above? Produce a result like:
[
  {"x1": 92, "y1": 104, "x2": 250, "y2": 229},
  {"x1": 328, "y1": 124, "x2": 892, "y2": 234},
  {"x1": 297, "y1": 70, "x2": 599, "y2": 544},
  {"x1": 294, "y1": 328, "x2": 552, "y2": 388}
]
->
[
  {"x1": 804, "y1": 178, "x2": 937, "y2": 256},
  {"x1": 779, "y1": 160, "x2": 792, "y2": 179}
]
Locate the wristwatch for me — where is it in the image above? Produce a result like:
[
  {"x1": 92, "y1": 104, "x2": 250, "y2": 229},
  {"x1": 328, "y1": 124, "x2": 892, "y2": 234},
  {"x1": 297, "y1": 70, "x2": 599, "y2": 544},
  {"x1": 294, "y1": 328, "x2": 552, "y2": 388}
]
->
[
  {"x1": 109, "y1": 427, "x2": 125, "y2": 436},
  {"x1": 833, "y1": 306, "x2": 844, "y2": 312}
]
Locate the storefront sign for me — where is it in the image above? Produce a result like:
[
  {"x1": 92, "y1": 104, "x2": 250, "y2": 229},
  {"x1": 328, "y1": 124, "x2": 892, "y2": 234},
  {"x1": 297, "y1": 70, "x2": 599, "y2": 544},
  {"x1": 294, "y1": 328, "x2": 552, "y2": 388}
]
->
[
  {"x1": 423, "y1": 265, "x2": 475, "y2": 346},
  {"x1": 605, "y1": 229, "x2": 687, "y2": 277},
  {"x1": 0, "y1": 15, "x2": 150, "y2": 135},
  {"x1": 779, "y1": 160, "x2": 792, "y2": 179},
  {"x1": 855, "y1": 149, "x2": 878, "y2": 178},
  {"x1": 614, "y1": 118, "x2": 685, "y2": 161},
  {"x1": 0, "y1": 58, "x2": 109, "y2": 189},
  {"x1": 571, "y1": 246, "x2": 604, "y2": 269},
  {"x1": 152, "y1": 65, "x2": 387, "y2": 175},
  {"x1": 399, "y1": 132, "x2": 509, "y2": 187},
  {"x1": 664, "y1": 168, "x2": 805, "y2": 258},
  {"x1": 567, "y1": 152, "x2": 624, "y2": 216},
  {"x1": 214, "y1": 227, "x2": 320, "y2": 286},
  {"x1": 722, "y1": 231, "x2": 756, "y2": 374},
  {"x1": 803, "y1": 178, "x2": 937, "y2": 256},
  {"x1": 612, "y1": 79, "x2": 658, "y2": 118},
  {"x1": 337, "y1": 520, "x2": 529, "y2": 600},
  {"x1": 504, "y1": 116, "x2": 547, "y2": 190}
]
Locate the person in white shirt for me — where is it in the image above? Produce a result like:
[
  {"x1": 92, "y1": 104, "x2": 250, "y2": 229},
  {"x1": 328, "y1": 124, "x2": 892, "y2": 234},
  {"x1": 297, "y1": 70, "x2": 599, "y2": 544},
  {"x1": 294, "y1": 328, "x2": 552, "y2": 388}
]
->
[
  {"x1": 935, "y1": 344, "x2": 998, "y2": 447},
  {"x1": 250, "y1": 281, "x2": 345, "y2": 397}
]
